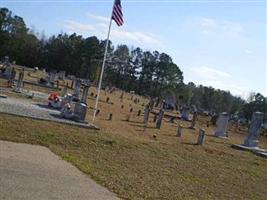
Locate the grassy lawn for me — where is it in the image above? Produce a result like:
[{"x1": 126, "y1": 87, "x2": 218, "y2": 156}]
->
[
  {"x1": 0, "y1": 112, "x2": 266, "y2": 200},
  {"x1": 0, "y1": 71, "x2": 267, "y2": 199}
]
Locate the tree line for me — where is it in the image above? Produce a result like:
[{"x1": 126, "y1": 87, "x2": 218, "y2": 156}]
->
[{"x1": 0, "y1": 7, "x2": 266, "y2": 121}]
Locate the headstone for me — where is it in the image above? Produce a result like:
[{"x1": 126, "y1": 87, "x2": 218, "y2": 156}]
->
[
  {"x1": 189, "y1": 112, "x2": 198, "y2": 129},
  {"x1": 8, "y1": 67, "x2": 16, "y2": 87},
  {"x1": 181, "y1": 106, "x2": 190, "y2": 120},
  {"x1": 231, "y1": 112, "x2": 266, "y2": 156},
  {"x1": 144, "y1": 104, "x2": 150, "y2": 126},
  {"x1": 61, "y1": 85, "x2": 68, "y2": 97},
  {"x1": 156, "y1": 109, "x2": 164, "y2": 129},
  {"x1": 58, "y1": 71, "x2": 66, "y2": 80},
  {"x1": 126, "y1": 108, "x2": 133, "y2": 121},
  {"x1": 4, "y1": 65, "x2": 12, "y2": 79},
  {"x1": 60, "y1": 103, "x2": 74, "y2": 119},
  {"x1": 108, "y1": 113, "x2": 113, "y2": 121},
  {"x1": 72, "y1": 79, "x2": 81, "y2": 98},
  {"x1": 155, "y1": 97, "x2": 160, "y2": 107},
  {"x1": 15, "y1": 70, "x2": 24, "y2": 92},
  {"x1": 149, "y1": 98, "x2": 155, "y2": 110},
  {"x1": 176, "y1": 124, "x2": 182, "y2": 137},
  {"x1": 71, "y1": 78, "x2": 76, "y2": 89},
  {"x1": 80, "y1": 84, "x2": 89, "y2": 104},
  {"x1": 74, "y1": 102, "x2": 87, "y2": 121},
  {"x1": 197, "y1": 129, "x2": 205, "y2": 145},
  {"x1": 243, "y1": 112, "x2": 264, "y2": 147},
  {"x1": 214, "y1": 112, "x2": 229, "y2": 138},
  {"x1": 47, "y1": 72, "x2": 56, "y2": 86}
]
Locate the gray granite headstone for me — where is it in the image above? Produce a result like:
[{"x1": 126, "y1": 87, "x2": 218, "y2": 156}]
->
[
  {"x1": 197, "y1": 129, "x2": 205, "y2": 145},
  {"x1": 181, "y1": 106, "x2": 190, "y2": 120},
  {"x1": 156, "y1": 109, "x2": 164, "y2": 129},
  {"x1": 15, "y1": 70, "x2": 24, "y2": 92},
  {"x1": 80, "y1": 85, "x2": 89, "y2": 104},
  {"x1": 74, "y1": 102, "x2": 87, "y2": 121},
  {"x1": 73, "y1": 79, "x2": 81, "y2": 98},
  {"x1": 46, "y1": 72, "x2": 56, "y2": 86},
  {"x1": 144, "y1": 105, "x2": 150, "y2": 125},
  {"x1": 72, "y1": 77, "x2": 77, "y2": 89},
  {"x1": 214, "y1": 112, "x2": 229, "y2": 138},
  {"x1": 243, "y1": 112, "x2": 264, "y2": 147},
  {"x1": 4, "y1": 65, "x2": 12, "y2": 78}
]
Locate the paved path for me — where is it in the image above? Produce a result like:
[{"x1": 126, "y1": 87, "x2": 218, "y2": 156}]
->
[{"x1": 0, "y1": 140, "x2": 120, "y2": 200}]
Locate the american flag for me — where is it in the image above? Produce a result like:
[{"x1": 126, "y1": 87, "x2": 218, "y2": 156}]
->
[{"x1": 112, "y1": 0, "x2": 123, "y2": 26}]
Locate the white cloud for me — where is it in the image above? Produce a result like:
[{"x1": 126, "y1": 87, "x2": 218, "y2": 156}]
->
[
  {"x1": 190, "y1": 66, "x2": 231, "y2": 80},
  {"x1": 187, "y1": 66, "x2": 250, "y2": 97},
  {"x1": 244, "y1": 49, "x2": 253, "y2": 54},
  {"x1": 64, "y1": 20, "x2": 95, "y2": 34},
  {"x1": 200, "y1": 18, "x2": 217, "y2": 28},
  {"x1": 87, "y1": 13, "x2": 109, "y2": 23},
  {"x1": 200, "y1": 18, "x2": 244, "y2": 38},
  {"x1": 63, "y1": 12, "x2": 164, "y2": 49}
]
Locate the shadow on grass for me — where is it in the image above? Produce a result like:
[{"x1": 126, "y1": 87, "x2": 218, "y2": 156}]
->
[
  {"x1": 181, "y1": 142, "x2": 198, "y2": 146},
  {"x1": 123, "y1": 120, "x2": 144, "y2": 124},
  {"x1": 128, "y1": 123, "x2": 157, "y2": 129}
]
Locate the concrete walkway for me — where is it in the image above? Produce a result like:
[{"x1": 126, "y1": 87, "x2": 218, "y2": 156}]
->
[{"x1": 0, "y1": 140, "x2": 120, "y2": 200}]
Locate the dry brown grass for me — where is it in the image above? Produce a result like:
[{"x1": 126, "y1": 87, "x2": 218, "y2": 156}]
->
[{"x1": 0, "y1": 70, "x2": 267, "y2": 200}]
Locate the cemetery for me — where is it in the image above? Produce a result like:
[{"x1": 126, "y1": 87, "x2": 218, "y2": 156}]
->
[
  {"x1": 0, "y1": 4, "x2": 266, "y2": 200},
  {"x1": 0, "y1": 61, "x2": 267, "y2": 200}
]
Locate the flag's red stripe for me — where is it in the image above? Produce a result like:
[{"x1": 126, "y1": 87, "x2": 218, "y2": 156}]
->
[
  {"x1": 112, "y1": 1, "x2": 123, "y2": 26},
  {"x1": 113, "y1": 7, "x2": 123, "y2": 24}
]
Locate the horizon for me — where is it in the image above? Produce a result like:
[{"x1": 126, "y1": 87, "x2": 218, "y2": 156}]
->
[{"x1": 1, "y1": 0, "x2": 266, "y2": 98}]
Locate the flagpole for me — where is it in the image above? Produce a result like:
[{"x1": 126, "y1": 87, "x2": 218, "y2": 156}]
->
[{"x1": 92, "y1": 1, "x2": 114, "y2": 122}]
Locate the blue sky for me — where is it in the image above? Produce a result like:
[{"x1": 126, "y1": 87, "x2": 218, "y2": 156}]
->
[{"x1": 1, "y1": 0, "x2": 266, "y2": 97}]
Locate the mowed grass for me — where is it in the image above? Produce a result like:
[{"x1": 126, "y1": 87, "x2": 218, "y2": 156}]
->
[
  {"x1": 0, "y1": 114, "x2": 266, "y2": 200},
  {"x1": 0, "y1": 71, "x2": 267, "y2": 199}
]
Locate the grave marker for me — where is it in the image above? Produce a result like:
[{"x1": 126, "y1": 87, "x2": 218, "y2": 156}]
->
[
  {"x1": 144, "y1": 104, "x2": 150, "y2": 126},
  {"x1": 108, "y1": 113, "x2": 113, "y2": 120},
  {"x1": 156, "y1": 109, "x2": 164, "y2": 129},
  {"x1": 189, "y1": 111, "x2": 198, "y2": 129},
  {"x1": 197, "y1": 129, "x2": 205, "y2": 145},
  {"x1": 181, "y1": 106, "x2": 190, "y2": 120},
  {"x1": 243, "y1": 112, "x2": 264, "y2": 147},
  {"x1": 80, "y1": 84, "x2": 89, "y2": 104},
  {"x1": 176, "y1": 124, "x2": 182, "y2": 137},
  {"x1": 214, "y1": 112, "x2": 229, "y2": 138},
  {"x1": 72, "y1": 79, "x2": 81, "y2": 98},
  {"x1": 15, "y1": 70, "x2": 24, "y2": 92}
]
